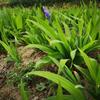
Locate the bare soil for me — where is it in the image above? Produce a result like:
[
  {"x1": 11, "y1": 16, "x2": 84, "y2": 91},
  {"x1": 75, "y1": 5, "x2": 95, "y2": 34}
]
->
[{"x1": 0, "y1": 47, "x2": 54, "y2": 100}]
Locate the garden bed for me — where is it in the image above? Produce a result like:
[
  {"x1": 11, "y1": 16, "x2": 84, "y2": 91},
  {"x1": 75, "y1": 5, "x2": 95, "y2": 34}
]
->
[{"x1": 0, "y1": 2, "x2": 100, "y2": 100}]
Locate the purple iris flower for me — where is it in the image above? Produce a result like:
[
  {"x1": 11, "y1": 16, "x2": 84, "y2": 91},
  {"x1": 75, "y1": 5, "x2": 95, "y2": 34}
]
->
[{"x1": 42, "y1": 6, "x2": 50, "y2": 19}]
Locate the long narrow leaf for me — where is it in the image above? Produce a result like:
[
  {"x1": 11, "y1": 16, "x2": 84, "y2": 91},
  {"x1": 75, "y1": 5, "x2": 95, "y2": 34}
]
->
[{"x1": 26, "y1": 71, "x2": 85, "y2": 100}]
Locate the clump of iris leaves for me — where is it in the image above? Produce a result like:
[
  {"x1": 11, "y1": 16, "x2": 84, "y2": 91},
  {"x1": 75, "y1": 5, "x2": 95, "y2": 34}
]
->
[{"x1": 0, "y1": 2, "x2": 100, "y2": 100}]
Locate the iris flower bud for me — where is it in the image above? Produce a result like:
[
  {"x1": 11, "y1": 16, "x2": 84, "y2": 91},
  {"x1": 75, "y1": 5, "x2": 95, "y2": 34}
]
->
[{"x1": 42, "y1": 6, "x2": 50, "y2": 20}]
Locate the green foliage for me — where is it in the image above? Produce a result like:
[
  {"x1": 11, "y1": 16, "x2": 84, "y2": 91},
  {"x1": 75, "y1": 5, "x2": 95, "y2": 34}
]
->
[
  {"x1": 56, "y1": 84, "x2": 64, "y2": 100},
  {"x1": 26, "y1": 6, "x2": 100, "y2": 69},
  {"x1": 26, "y1": 71, "x2": 85, "y2": 100},
  {"x1": 77, "y1": 49, "x2": 100, "y2": 99},
  {"x1": 18, "y1": 80, "x2": 29, "y2": 100},
  {"x1": 0, "y1": 40, "x2": 20, "y2": 64},
  {"x1": 0, "y1": 3, "x2": 100, "y2": 100},
  {"x1": 36, "y1": 82, "x2": 46, "y2": 91}
]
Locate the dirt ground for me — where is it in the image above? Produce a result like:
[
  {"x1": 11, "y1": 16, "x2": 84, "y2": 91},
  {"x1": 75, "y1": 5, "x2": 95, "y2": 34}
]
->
[{"x1": 0, "y1": 47, "x2": 56, "y2": 100}]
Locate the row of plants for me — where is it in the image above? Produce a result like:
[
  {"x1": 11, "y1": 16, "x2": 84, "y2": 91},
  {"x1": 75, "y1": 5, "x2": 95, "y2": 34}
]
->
[{"x1": 0, "y1": 2, "x2": 100, "y2": 100}]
